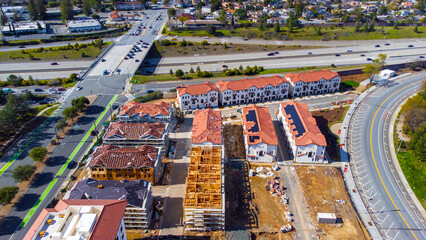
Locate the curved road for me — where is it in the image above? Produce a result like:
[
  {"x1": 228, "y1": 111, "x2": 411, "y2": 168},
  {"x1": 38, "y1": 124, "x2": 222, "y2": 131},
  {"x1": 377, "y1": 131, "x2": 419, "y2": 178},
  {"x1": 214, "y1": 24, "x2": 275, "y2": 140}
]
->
[{"x1": 348, "y1": 73, "x2": 426, "y2": 240}]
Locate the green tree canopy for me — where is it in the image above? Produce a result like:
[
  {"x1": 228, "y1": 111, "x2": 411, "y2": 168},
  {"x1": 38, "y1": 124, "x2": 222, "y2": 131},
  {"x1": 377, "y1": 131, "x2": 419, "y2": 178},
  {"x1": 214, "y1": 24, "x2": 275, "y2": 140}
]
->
[
  {"x1": 30, "y1": 147, "x2": 47, "y2": 162},
  {"x1": 0, "y1": 186, "x2": 18, "y2": 205},
  {"x1": 62, "y1": 106, "x2": 79, "y2": 120},
  {"x1": 167, "y1": 8, "x2": 176, "y2": 19},
  {"x1": 11, "y1": 165, "x2": 36, "y2": 183},
  {"x1": 60, "y1": 0, "x2": 74, "y2": 21},
  {"x1": 175, "y1": 69, "x2": 184, "y2": 78}
]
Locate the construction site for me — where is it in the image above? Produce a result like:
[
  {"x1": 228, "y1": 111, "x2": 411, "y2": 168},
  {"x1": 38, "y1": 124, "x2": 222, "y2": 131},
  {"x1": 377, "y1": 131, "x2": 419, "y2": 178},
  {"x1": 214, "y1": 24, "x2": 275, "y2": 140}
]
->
[
  {"x1": 183, "y1": 146, "x2": 225, "y2": 232},
  {"x1": 297, "y1": 166, "x2": 370, "y2": 240}
]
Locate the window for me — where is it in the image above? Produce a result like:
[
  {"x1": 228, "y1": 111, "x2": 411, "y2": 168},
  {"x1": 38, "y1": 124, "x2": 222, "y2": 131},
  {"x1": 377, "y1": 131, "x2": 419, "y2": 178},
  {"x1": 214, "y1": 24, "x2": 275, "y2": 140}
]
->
[{"x1": 258, "y1": 151, "x2": 264, "y2": 157}]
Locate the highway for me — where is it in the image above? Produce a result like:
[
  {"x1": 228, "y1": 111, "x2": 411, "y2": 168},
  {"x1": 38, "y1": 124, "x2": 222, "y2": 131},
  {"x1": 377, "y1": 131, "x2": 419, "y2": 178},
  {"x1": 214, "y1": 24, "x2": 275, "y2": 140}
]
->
[
  {"x1": 0, "y1": 7, "x2": 167, "y2": 240},
  {"x1": 347, "y1": 73, "x2": 426, "y2": 240}
]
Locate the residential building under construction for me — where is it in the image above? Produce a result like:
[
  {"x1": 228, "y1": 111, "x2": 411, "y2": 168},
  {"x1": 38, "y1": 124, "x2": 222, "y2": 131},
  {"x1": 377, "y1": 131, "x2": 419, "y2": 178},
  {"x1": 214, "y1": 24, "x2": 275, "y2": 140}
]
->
[{"x1": 183, "y1": 146, "x2": 225, "y2": 231}]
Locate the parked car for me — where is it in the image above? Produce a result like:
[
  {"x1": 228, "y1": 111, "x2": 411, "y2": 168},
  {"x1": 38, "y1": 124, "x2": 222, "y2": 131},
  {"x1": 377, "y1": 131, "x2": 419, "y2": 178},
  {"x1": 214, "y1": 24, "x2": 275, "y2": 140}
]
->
[
  {"x1": 103, "y1": 70, "x2": 109, "y2": 75},
  {"x1": 111, "y1": 105, "x2": 119, "y2": 110},
  {"x1": 34, "y1": 88, "x2": 44, "y2": 92},
  {"x1": 90, "y1": 130, "x2": 97, "y2": 136},
  {"x1": 346, "y1": 49, "x2": 353, "y2": 52},
  {"x1": 116, "y1": 68, "x2": 121, "y2": 72},
  {"x1": 101, "y1": 59, "x2": 106, "y2": 62},
  {"x1": 76, "y1": 86, "x2": 83, "y2": 91},
  {"x1": 2, "y1": 88, "x2": 14, "y2": 93},
  {"x1": 135, "y1": 59, "x2": 140, "y2": 62},
  {"x1": 51, "y1": 62, "x2": 58, "y2": 65},
  {"x1": 48, "y1": 88, "x2": 57, "y2": 93},
  {"x1": 67, "y1": 161, "x2": 77, "y2": 169},
  {"x1": 57, "y1": 88, "x2": 66, "y2": 91}
]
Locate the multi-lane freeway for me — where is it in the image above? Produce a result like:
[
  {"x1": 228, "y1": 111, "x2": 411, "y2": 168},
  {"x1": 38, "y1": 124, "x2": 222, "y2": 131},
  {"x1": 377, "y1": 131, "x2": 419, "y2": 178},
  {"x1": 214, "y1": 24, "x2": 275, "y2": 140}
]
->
[
  {"x1": 347, "y1": 73, "x2": 426, "y2": 240},
  {"x1": 0, "y1": 7, "x2": 167, "y2": 240}
]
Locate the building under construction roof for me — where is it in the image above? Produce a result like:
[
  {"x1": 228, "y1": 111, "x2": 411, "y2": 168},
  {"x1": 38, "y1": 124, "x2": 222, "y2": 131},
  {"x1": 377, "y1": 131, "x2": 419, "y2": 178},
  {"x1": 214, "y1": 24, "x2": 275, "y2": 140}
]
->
[{"x1": 183, "y1": 146, "x2": 225, "y2": 231}]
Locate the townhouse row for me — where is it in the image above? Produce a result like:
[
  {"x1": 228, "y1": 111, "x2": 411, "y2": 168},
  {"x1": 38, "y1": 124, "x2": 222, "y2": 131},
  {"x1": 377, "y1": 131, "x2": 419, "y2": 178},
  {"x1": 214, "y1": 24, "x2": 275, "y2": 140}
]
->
[{"x1": 176, "y1": 69, "x2": 341, "y2": 110}]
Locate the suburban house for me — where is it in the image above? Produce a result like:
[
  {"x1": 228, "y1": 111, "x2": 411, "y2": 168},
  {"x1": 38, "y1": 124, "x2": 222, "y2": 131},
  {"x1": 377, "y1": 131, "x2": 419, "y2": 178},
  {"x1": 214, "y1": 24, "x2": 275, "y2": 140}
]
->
[
  {"x1": 67, "y1": 19, "x2": 101, "y2": 33},
  {"x1": 103, "y1": 121, "x2": 168, "y2": 147},
  {"x1": 277, "y1": 101, "x2": 327, "y2": 163},
  {"x1": 177, "y1": 82, "x2": 219, "y2": 110},
  {"x1": 88, "y1": 145, "x2": 162, "y2": 184},
  {"x1": 216, "y1": 75, "x2": 290, "y2": 106},
  {"x1": 24, "y1": 199, "x2": 128, "y2": 240},
  {"x1": 191, "y1": 109, "x2": 222, "y2": 146},
  {"x1": 242, "y1": 105, "x2": 278, "y2": 162},
  {"x1": 285, "y1": 69, "x2": 341, "y2": 97},
  {"x1": 115, "y1": 1, "x2": 144, "y2": 10},
  {"x1": 117, "y1": 101, "x2": 174, "y2": 124},
  {"x1": 68, "y1": 178, "x2": 152, "y2": 230}
]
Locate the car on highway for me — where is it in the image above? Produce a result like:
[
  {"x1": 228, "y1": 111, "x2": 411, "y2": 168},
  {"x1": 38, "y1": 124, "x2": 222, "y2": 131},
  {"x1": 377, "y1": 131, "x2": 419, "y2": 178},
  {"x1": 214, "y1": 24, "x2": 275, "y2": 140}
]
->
[
  {"x1": 408, "y1": 45, "x2": 414, "y2": 47},
  {"x1": 147, "y1": 89, "x2": 154, "y2": 94},
  {"x1": 21, "y1": 89, "x2": 30, "y2": 93},
  {"x1": 375, "y1": 45, "x2": 380, "y2": 47},
  {"x1": 204, "y1": 36, "x2": 209, "y2": 39},
  {"x1": 76, "y1": 86, "x2": 83, "y2": 91},
  {"x1": 51, "y1": 62, "x2": 58, "y2": 65},
  {"x1": 2, "y1": 88, "x2": 13, "y2": 94},
  {"x1": 346, "y1": 49, "x2": 353, "y2": 52},
  {"x1": 18, "y1": 45, "x2": 25, "y2": 48},
  {"x1": 274, "y1": 51, "x2": 280, "y2": 54},
  {"x1": 124, "y1": 57, "x2": 128, "y2": 60},
  {"x1": 222, "y1": 65, "x2": 228, "y2": 68},
  {"x1": 267, "y1": 52, "x2": 274, "y2": 56},
  {"x1": 384, "y1": 43, "x2": 390, "y2": 46},
  {"x1": 57, "y1": 88, "x2": 66, "y2": 91},
  {"x1": 101, "y1": 59, "x2": 106, "y2": 62},
  {"x1": 243, "y1": 38, "x2": 248, "y2": 41},
  {"x1": 307, "y1": 52, "x2": 312, "y2": 55},
  {"x1": 34, "y1": 88, "x2": 44, "y2": 92},
  {"x1": 360, "y1": 54, "x2": 366, "y2": 57},
  {"x1": 335, "y1": 54, "x2": 340, "y2": 56},
  {"x1": 419, "y1": 56, "x2": 425, "y2": 58},
  {"x1": 366, "y1": 58, "x2": 373, "y2": 61}
]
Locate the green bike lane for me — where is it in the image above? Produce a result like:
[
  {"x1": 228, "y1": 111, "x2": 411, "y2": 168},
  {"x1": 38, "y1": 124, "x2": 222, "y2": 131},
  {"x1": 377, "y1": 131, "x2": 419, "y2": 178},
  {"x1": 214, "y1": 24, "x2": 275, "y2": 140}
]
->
[{"x1": 0, "y1": 94, "x2": 117, "y2": 240}]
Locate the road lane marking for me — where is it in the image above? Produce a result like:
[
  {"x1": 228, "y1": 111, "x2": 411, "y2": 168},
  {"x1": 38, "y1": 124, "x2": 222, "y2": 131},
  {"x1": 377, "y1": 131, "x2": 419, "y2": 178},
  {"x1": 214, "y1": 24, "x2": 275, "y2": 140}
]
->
[
  {"x1": 369, "y1": 80, "x2": 422, "y2": 240},
  {"x1": 0, "y1": 152, "x2": 22, "y2": 176},
  {"x1": 17, "y1": 95, "x2": 118, "y2": 228}
]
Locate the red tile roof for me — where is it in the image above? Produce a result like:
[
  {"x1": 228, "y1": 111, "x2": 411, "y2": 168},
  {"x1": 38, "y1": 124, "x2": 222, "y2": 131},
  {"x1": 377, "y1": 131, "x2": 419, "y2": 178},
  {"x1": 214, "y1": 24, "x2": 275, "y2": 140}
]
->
[
  {"x1": 24, "y1": 199, "x2": 127, "y2": 240},
  {"x1": 242, "y1": 105, "x2": 278, "y2": 146},
  {"x1": 119, "y1": 101, "x2": 172, "y2": 118},
  {"x1": 177, "y1": 82, "x2": 218, "y2": 96},
  {"x1": 192, "y1": 109, "x2": 222, "y2": 144},
  {"x1": 104, "y1": 121, "x2": 165, "y2": 140},
  {"x1": 285, "y1": 69, "x2": 340, "y2": 84},
  {"x1": 280, "y1": 101, "x2": 327, "y2": 146},
  {"x1": 89, "y1": 145, "x2": 157, "y2": 169},
  {"x1": 216, "y1": 75, "x2": 287, "y2": 91}
]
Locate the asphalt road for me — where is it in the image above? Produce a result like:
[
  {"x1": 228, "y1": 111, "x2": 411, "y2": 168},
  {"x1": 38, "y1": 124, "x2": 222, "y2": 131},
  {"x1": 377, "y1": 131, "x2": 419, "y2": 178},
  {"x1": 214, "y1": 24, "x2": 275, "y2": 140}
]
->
[
  {"x1": 0, "y1": 7, "x2": 168, "y2": 239},
  {"x1": 347, "y1": 73, "x2": 426, "y2": 240}
]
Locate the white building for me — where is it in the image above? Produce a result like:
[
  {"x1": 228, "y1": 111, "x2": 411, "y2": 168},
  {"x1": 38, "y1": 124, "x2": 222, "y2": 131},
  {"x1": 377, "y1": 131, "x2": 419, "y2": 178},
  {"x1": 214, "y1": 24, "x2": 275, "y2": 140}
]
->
[
  {"x1": 67, "y1": 19, "x2": 101, "y2": 33},
  {"x1": 278, "y1": 101, "x2": 327, "y2": 163},
  {"x1": 285, "y1": 69, "x2": 341, "y2": 97},
  {"x1": 216, "y1": 75, "x2": 289, "y2": 106},
  {"x1": 1, "y1": 21, "x2": 46, "y2": 36},
  {"x1": 24, "y1": 199, "x2": 128, "y2": 240},
  {"x1": 242, "y1": 105, "x2": 278, "y2": 162},
  {"x1": 176, "y1": 82, "x2": 219, "y2": 110}
]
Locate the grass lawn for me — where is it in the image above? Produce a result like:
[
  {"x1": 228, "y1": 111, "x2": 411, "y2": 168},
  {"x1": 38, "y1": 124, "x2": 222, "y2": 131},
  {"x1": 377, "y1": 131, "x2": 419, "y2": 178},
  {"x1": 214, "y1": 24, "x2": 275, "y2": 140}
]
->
[
  {"x1": 165, "y1": 26, "x2": 426, "y2": 41},
  {"x1": 0, "y1": 44, "x2": 110, "y2": 62},
  {"x1": 151, "y1": 40, "x2": 321, "y2": 58},
  {"x1": 32, "y1": 104, "x2": 57, "y2": 115},
  {"x1": 397, "y1": 150, "x2": 426, "y2": 208}
]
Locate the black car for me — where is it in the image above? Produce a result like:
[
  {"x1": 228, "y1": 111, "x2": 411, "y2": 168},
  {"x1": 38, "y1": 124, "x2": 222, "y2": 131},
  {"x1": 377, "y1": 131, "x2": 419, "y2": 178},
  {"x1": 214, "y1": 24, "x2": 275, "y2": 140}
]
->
[
  {"x1": 111, "y1": 105, "x2": 119, "y2": 110},
  {"x1": 419, "y1": 56, "x2": 425, "y2": 59},
  {"x1": 408, "y1": 45, "x2": 414, "y2": 47},
  {"x1": 67, "y1": 161, "x2": 77, "y2": 169},
  {"x1": 267, "y1": 52, "x2": 274, "y2": 56},
  {"x1": 384, "y1": 43, "x2": 390, "y2": 46},
  {"x1": 335, "y1": 54, "x2": 340, "y2": 56},
  {"x1": 90, "y1": 130, "x2": 97, "y2": 136},
  {"x1": 18, "y1": 45, "x2": 25, "y2": 48},
  {"x1": 360, "y1": 54, "x2": 366, "y2": 57},
  {"x1": 366, "y1": 58, "x2": 373, "y2": 61},
  {"x1": 375, "y1": 45, "x2": 380, "y2": 47},
  {"x1": 34, "y1": 88, "x2": 44, "y2": 92}
]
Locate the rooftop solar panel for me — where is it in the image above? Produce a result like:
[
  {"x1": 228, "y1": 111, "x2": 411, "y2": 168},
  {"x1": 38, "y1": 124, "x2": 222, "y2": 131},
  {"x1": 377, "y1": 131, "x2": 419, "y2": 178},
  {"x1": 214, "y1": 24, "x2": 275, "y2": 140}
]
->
[
  {"x1": 246, "y1": 110, "x2": 259, "y2": 133},
  {"x1": 249, "y1": 136, "x2": 260, "y2": 143},
  {"x1": 284, "y1": 104, "x2": 306, "y2": 138}
]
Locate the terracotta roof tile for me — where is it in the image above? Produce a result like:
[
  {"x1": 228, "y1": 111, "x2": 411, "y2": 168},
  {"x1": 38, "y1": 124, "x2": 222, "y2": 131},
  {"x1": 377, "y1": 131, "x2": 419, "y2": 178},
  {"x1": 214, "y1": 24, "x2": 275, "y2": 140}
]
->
[
  {"x1": 88, "y1": 145, "x2": 157, "y2": 169},
  {"x1": 285, "y1": 69, "x2": 340, "y2": 84},
  {"x1": 177, "y1": 82, "x2": 219, "y2": 96},
  {"x1": 192, "y1": 109, "x2": 222, "y2": 144},
  {"x1": 216, "y1": 75, "x2": 287, "y2": 91},
  {"x1": 242, "y1": 105, "x2": 278, "y2": 146},
  {"x1": 280, "y1": 101, "x2": 327, "y2": 146},
  {"x1": 104, "y1": 121, "x2": 165, "y2": 140},
  {"x1": 119, "y1": 101, "x2": 172, "y2": 119}
]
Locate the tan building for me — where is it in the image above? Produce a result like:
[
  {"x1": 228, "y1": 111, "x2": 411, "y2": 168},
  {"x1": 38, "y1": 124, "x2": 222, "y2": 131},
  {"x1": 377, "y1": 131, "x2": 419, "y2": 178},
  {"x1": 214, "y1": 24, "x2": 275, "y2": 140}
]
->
[{"x1": 88, "y1": 145, "x2": 162, "y2": 184}]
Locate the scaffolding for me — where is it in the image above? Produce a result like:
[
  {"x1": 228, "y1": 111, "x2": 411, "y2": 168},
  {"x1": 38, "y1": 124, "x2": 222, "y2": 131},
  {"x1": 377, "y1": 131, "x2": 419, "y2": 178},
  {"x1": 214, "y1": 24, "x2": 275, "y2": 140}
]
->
[{"x1": 183, "y1": 146, "x2": 225, "y2": 231}]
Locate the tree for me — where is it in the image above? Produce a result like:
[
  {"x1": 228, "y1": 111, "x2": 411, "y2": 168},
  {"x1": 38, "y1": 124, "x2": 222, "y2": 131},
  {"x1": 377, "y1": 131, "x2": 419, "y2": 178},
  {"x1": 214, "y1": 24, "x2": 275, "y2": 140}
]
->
[
  {"x1": 92, "y1": 14, "x2": 100, "y2": 20},
  {"x1": 167, "y1": 8, "x2": 176, "y2": 19},
  {"x1": 196, "y1": 66, "x2": 201, "y2": 72},
  {"x1": 0, "y1": 186, "x2": 18, "y2": 205},
  {"x1": 189, "y1": 67, "x2": 195, "y2": 74},
  {"x1": 234, "y1": 8, "x2": 247, "y2": 20},
  {"x1": 169, "y1": 69, "x2": 174, "y2": 76},
  {"x1": 175, "y1": 69, "x2": 184, "y2": 78},
  {"x1": 71, "y1": 96, "x2": 89, "y2": 110},
  {"x1": 414, "y1": 25, "x2": 419, "y2": 33},
  {"x1": 393, "y1": 22, "x2": 398, "y2": 29},
  {"x1": 354, "y1": 21, "x2": 361, "y2": 32},
  {"x1": 62, "y1": 106, "x2": 78, "y2": 120},
  {"x1": 415, "y1": 0, "x2": 425, "y2": 12},
  {"x1": 219, "y1": 9, "x2": 227, "y2": 25},
  {"x1": 30, "y1": 147, "x2": 47, "y2": 162},
  {"x1": 83, "y1": 0, "x2": 91, "y2": 16},
  {"x1": 7, "y1": 75, "x2": 23, "y2": 86},
  {"x1": 341, "y1": 14, "x2": 350, "y2": 23},
  {"x1": 27, "y1": 0, "x2": 36, "y2": 20},
  {"x1": 369, "y1": 21, "x2": 375, "y2": 32},
  {"x1": 363, "y1": 54, "x2": 387, "y2": 82},
  {"x1": 206, "y1": 24, "x2": 216, "y2": 35},
  {"x1": 55, "y1": 119, "x2": 68, "y2": 133},
  {"x1": 35, "y1": 0, "x2": 47, "y2": 20},
  {"x1": 363, "y1": 21, "x2": 369, "y2": 32},
  {"x1": 295, "y1": 0, "x2": 305, "y2": 18},
  {"x1": 11, "y1": 165, "x2": 36, "y2": 183},
  {"x1": 274, "y1": 22, "x2": 280, "y2": 33},
  {"x1": 60, "y1": 0, "x2": 74, "y2": 21}
]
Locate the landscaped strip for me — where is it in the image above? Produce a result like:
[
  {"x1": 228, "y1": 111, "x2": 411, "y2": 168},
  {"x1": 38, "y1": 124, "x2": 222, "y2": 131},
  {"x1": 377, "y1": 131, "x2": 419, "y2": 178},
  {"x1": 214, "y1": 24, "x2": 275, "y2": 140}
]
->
[{"x1": 17, "y1": 95, "x2": 117, "y2": 228}]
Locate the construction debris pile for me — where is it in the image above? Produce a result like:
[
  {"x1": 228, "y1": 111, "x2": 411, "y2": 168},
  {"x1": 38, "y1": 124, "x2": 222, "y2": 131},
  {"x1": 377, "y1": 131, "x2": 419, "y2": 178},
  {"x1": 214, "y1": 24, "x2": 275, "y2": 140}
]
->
[{"x1": 183, "y1": 146, "x2": 225, "y2": 231}]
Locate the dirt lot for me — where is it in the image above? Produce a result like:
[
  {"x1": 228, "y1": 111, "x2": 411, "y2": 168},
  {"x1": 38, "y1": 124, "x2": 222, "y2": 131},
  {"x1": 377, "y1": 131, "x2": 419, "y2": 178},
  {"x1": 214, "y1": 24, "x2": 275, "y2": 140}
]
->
[
  {"x1": 223, "y1": 124, "x2": 246, "y2": 160},
  {"x1": 225, "y1": 161, "x2": 293, "y2": 240},
  {"x1": 297, "y1": 166, "x2": 370, "y2": 240}
]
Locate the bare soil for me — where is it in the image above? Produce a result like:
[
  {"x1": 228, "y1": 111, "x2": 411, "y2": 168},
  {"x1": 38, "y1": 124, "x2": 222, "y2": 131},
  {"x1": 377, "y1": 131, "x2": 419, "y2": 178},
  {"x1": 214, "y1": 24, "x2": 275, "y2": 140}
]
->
[
  {"x1": 296, "y1": 166, "x2": 370, "y2": 240},
  {"x1": 223, "y1": 124, "x2": 246, "y2": 160}
]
